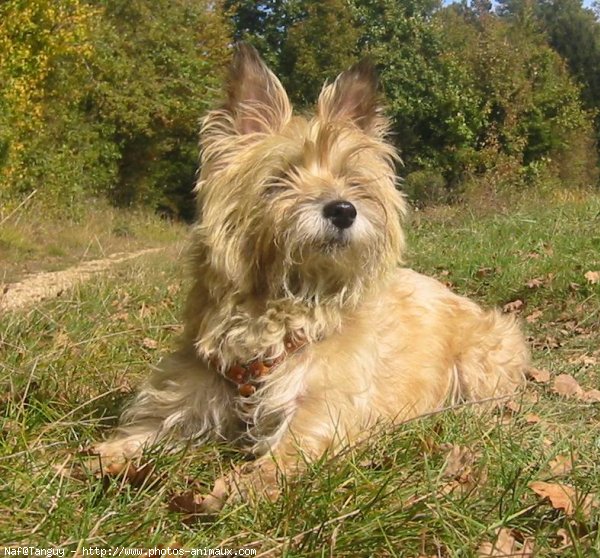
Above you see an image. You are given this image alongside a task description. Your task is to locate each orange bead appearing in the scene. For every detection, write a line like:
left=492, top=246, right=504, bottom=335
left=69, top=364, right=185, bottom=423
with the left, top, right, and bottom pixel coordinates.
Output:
left=238, top=383, right=256, bottom=397
left=249, top=360, right=270, bottom=377
left=227, top=364, right=246, bottom=384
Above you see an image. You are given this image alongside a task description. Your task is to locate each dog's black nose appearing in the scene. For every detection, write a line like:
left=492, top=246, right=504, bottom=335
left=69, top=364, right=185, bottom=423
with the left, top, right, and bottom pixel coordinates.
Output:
left=323, top=200, right=357, bottom=229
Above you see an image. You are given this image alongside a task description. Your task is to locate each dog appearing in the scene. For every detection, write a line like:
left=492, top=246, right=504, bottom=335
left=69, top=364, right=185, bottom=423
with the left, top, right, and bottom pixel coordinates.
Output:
left=94, top=44, right=528, bottom=510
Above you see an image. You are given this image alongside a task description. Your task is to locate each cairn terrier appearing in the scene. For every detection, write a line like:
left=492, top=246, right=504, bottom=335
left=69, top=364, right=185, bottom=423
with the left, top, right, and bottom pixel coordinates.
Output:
left=95, top=45, right=528, bottom=510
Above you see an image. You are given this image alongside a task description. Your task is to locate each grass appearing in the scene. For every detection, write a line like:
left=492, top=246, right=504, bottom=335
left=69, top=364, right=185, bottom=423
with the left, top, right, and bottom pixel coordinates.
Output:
left=0, top=199, right=187, bottom=284
left=1, top=193, right=599, bottom=555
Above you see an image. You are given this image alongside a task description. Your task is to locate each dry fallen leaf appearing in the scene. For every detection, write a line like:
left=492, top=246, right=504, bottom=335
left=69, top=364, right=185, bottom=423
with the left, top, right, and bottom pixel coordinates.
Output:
left=503, top=299, right=524, bottom=313
left=530, top=481, right=577, bottom=515
left=582, top=389, right=600, bottom=403
left=478, top=528, right=534, bottom=557
left=504, top=399, right=522, bottom=414
left=169, top=477, right=228, bottom=519
left=101, top=461, right=158, bottom=488
left=556, top=528, right=572, bottom=548
left=529, top=481, right=596, bottom=519
left=527, top=367, right=551, bottom=384
left=524, top=413, right=542, bottom=424
left=552, top=374, right=584, bottom=398
left=568, top=354, right=598, bottom=366
left=549, top=454, right=575, bottom=475
left=526, top=277, right=545, bottom=289
left=584, top=270, right=599, bottom=285
left=525, top=309, right=543, bottom=323
left=442, top=445, right=477, bottom=481
left=439, top=445, right=487, bottom=496
left=476, top=267, right=496, bottom=278
left=537, top=336, right=561, bottom=349
left=168, top=489, right=205, bottom=514
left=142, top=337, right=158, bottom=349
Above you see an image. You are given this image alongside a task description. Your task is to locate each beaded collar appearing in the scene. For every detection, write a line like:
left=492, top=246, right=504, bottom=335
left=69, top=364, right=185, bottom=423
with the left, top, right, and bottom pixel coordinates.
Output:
left=219, top=336, right=306, bottom=397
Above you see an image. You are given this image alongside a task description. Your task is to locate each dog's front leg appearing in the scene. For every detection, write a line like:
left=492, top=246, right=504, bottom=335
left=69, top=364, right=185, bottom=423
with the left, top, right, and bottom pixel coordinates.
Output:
left=202, top=392, right=362, bottom=512
left=93, top=346, right=238, bottom=462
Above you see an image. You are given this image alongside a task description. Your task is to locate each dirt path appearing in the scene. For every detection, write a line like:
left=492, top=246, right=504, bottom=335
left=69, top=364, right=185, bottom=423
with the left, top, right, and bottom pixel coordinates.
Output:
left=0, top=248, right=163, bottom=312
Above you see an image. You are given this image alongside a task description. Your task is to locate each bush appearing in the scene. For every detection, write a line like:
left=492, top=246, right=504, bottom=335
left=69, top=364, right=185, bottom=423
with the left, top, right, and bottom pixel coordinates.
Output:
left=402, top=170, right=448, bottom=207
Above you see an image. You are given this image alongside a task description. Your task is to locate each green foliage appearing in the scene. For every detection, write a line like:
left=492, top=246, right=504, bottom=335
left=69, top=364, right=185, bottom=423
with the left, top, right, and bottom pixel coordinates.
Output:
left=2, top=0, right=599, bottom=214
left=531, top=0, right=600, bottom=140
left=283, top=1, right=361, bottom=105
left=352, top=0, right=485, bottom=184
left=403, top=170, right=448, bottom=206
left=0, top=0, right=106, bottom=212
left=84, top=0, right=231, bottom=217
left=0, top=0, right=231, bottom=218
left=228, top=0, right=360, bottom=106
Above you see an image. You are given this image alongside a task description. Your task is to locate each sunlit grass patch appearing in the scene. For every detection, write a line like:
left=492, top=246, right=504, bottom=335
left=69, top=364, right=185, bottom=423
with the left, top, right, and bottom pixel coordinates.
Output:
left=1, top=195, right=599, bottom=554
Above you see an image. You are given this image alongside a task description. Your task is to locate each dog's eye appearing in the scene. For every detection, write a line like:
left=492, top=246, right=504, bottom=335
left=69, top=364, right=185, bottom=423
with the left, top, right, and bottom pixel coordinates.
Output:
left=263, top=179, right=287, bottom=197
left=347, top=178, right=363, bottom=188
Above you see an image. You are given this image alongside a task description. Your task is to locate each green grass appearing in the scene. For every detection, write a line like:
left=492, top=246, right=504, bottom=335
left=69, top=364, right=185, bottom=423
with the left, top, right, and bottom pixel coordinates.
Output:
left=1, top=194, right=599, bottom=555
left=0, top=200, right=187, bottom=284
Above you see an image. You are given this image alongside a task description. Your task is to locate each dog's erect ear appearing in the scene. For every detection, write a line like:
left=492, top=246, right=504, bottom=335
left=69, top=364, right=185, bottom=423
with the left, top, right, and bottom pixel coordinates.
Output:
left=317, top=59, right=382, bottom=134
left=224, top=43, right=292, bottom=135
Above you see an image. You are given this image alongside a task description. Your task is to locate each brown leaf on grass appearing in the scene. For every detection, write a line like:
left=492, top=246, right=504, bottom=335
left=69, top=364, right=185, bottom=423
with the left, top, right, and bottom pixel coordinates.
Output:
left=530, top=481, right=577, bottom=515
left=478, top=528, right=534, bottom=557
left=476, top=267, right=496, bottom=278
left=503, top=299, right=524, bottom=313
left=524, top=413, right=541, bottom=424
left=568, top=354, right=598, bottom=366
left=525, top=309, right=543, bottom=323
left=584, top=270, right=599, bottom=284
left=112, top=311, right=130, bottom=322
left=100, top=461, right=159, bottom=489
left=168, top=489, right=205, bottom=514
left=442, top=445, right=477, bottom=481
left=526, top=367, right=551, bottom=384
left=142, top=337, right=158, bottom=349
left=439, top=445, right=488, bottom=497
left=529, top=481, right=596, bottom=519
left=549, top=454, right=575, bottom=476
left=169, top=477, right=228, bottom=520
left=582, top=389, right=600, bottom=403
left=527, top=335, right=560, bottom=350
left=556, top=528, right=572, bottom=548
left=525, top=277, right=545, bottom=289
left=552, top=374, right=584, bottom=398
left=503, top=399, right=522, bottom=415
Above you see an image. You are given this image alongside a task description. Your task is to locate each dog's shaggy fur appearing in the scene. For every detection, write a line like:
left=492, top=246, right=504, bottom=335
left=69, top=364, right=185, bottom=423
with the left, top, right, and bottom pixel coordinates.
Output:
left=95, top=45, right=528, bottom=508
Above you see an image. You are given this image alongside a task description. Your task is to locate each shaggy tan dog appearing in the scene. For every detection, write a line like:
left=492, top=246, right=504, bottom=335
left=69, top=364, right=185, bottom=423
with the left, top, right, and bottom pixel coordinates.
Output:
left=95, top=45, right=528, bottom=509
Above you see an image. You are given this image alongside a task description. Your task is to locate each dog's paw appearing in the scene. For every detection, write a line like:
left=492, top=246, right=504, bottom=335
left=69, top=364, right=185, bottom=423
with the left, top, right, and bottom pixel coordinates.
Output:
left=226, top=460, right=282, bottom=505
left=86, top=435, right=146, bottom=461
left=78, top=436, right=150, bottom=480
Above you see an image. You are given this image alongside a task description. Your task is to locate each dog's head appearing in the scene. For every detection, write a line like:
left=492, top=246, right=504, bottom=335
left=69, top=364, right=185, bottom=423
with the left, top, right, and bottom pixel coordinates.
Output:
left=196, top=44, right=406, bottom=305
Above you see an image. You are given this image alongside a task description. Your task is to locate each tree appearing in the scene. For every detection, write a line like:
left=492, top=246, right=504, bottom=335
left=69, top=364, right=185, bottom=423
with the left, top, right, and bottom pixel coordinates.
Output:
left=534, top=1, right=600, bottom=127
left=85, top=0, right=232, bottom=217
left=352, top=0, right=483, bottom=183
left=227, top=0, right=360, bottom=107
left=0, top=0, right=100, bottom=210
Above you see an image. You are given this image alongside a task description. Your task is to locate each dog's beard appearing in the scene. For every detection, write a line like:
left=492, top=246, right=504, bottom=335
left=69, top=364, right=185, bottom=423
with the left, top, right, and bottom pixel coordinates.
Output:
left=270, top=206, right=389, bottom=305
